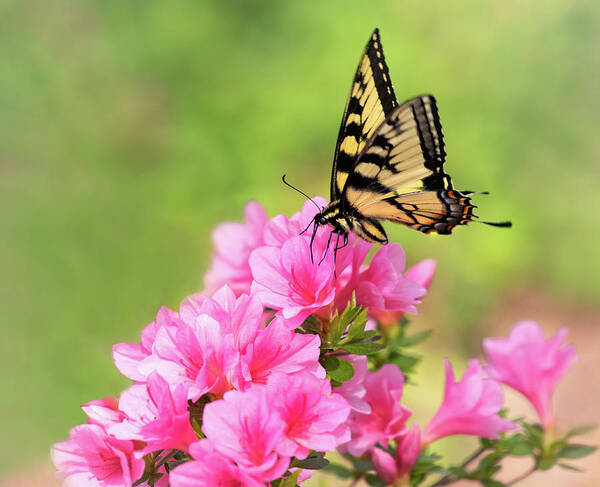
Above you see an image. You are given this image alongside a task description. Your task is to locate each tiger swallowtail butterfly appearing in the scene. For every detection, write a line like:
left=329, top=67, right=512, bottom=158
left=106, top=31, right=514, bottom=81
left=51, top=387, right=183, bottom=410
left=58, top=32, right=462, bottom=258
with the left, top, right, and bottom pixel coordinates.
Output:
left=286, top=28, right=511, bottom=261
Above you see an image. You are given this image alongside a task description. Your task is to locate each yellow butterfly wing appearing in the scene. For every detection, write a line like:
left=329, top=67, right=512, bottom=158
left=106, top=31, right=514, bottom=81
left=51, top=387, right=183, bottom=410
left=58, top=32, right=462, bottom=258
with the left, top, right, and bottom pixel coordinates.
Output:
left=339, top=95, right=477, bottom=234
left=330, top=28, right=398, bottom=200
left=342, top=95, right=448, bottom=204
left=357, top=189, right=476, bottom=235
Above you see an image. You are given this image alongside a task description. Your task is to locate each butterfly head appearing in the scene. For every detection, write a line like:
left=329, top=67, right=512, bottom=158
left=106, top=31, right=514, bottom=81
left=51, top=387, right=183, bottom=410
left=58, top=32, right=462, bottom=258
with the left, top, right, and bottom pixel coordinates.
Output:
left=314, top=212, right=329, bottom=226
left=315, top=202, right=352, bottom=235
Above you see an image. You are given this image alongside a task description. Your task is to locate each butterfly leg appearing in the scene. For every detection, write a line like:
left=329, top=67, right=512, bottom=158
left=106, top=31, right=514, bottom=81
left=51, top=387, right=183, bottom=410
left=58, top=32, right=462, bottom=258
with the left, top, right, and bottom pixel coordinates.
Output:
left=309, top=220, right=318, bottom=264
left=334, top=233, right=349, bottom=252
left=333, top=232, right=341, bottom=278
left=319, top=230, right=335, bottom=265
left=332, top=232, right=349, bottom=277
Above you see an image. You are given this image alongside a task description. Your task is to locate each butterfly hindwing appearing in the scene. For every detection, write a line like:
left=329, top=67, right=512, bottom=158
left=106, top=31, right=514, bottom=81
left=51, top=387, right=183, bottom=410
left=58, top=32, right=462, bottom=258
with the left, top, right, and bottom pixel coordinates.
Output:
left=330, top=28, right=398, bottom=201
left=357, top=189, right=476, bottom=235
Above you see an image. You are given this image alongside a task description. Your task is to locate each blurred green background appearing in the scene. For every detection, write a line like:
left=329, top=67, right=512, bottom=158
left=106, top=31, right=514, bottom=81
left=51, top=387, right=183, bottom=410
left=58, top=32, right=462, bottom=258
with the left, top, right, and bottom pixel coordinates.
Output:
left=1, top=0, right=599, bottom=482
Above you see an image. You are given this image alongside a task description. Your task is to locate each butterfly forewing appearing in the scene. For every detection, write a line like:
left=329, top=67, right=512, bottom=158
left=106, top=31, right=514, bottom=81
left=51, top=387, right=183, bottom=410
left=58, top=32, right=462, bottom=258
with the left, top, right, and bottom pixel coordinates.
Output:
left=341, top=95, right=452, bottom=210
left=330, top=28, right=398, bottom=200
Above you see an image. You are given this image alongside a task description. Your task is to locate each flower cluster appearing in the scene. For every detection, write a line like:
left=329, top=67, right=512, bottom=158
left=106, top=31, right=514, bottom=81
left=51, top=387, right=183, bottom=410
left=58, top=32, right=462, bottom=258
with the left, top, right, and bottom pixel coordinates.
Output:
left=52, top=199, right=591, bottom=487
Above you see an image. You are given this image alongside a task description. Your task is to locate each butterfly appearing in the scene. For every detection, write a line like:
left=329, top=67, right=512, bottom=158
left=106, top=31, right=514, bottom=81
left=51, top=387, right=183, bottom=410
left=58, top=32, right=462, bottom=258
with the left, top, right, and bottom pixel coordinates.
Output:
left=285, top=28, right=510, bottom=262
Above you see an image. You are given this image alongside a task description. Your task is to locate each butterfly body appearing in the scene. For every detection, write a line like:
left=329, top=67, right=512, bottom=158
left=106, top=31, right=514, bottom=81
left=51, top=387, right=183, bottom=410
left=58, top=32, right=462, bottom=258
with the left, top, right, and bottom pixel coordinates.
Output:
left=308, top=28, right=509, bottom=250
left=317, top=200, right=388, bottom=244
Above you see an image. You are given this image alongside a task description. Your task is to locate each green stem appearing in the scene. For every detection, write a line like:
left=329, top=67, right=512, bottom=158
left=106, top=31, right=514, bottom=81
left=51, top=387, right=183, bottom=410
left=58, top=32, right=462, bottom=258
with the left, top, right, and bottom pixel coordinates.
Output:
left=428, top=447, right=486, bottom=486
left=155, top=449, right=178, bottom=468
left=506, top=466, right=536, bottom=486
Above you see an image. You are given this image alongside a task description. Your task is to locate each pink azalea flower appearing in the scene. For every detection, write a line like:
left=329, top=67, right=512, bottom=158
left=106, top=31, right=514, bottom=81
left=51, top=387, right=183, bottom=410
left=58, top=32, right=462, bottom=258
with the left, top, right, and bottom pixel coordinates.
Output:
left=405, top=258, right=436, bottom=289
left=263, top=197, right=330, bottom=250
left=372, top=423, right=421, bottom=486
left=81, top=397, right=126, bottom=428
left=341, top=364, right=411, bottom=456
left=267, top=371, right=350, bottom=459
left=113, top=306, right=182, bottom=382
left=333, top=355, right=371, bottom=414
left=370, top=258, right=436, bottom=326
left=250, top=235, right=336, bottom=328
left=204, top=201, right=267, bottom=296
left=114, top=300, right=242, bottom=400
left=234, top=316, right=324, bottom=390
left=355, top=243, right=426, bottom=318
left=137, top=313, right=239, bottom=400
left=108, top=373, right=197, bottom=455
left=421, top=359, right=518, bottom=445
left=51, top=423, right=148, bottom=487
left=170, top=441, right=264, bottom=487
left=180, top=286, right=264, bottom=353
left=252, top=197, right=368, bottom=326
left=202, top=389, right=290, bottom=482
left=483, top=321, right=577, bottom=429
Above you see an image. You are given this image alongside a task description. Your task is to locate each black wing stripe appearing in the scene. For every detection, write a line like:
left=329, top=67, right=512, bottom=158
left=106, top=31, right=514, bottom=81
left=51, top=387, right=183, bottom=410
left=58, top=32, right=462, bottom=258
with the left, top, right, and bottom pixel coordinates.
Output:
left=366, top=29, right=397, bottom=114
left=330, top=29, right=398, bottom=200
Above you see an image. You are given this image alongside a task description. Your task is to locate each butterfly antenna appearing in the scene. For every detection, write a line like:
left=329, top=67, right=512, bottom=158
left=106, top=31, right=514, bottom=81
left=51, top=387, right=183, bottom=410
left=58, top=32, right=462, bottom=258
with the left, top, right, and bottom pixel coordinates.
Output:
left=282, top=175, right=322, bottom=212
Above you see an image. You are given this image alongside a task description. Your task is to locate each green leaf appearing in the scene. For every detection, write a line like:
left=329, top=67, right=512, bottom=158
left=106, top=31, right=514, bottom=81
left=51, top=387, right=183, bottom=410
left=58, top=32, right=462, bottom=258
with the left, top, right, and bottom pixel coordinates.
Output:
left=342, top=303, right=364, bottom=324
left=566, top=424, right=597, bottom=438
left=341, top=340, right=385, bottom=355
left=343, top=454, right=373, bottom=472
left=188, top=396, right=210, bottom=439
left=321, top=355, right=355, bottom=382
left=322, top=462, right=354, bottom=479
left=392, top=353, right=420, bottom=373
left=327, top=304, right=367, bottom=346
left=356, top=329, right=380, bottom=339
left=328, top=316, right=345, bottom=345
left=301, top=315, right=322, bottom=335
left=522, top=422, right=543, bottom=440
left=479, top=438, right=495, bottom=449
left=510, top=442, right=534, bottom=456
left=364, top=473, right=387, bottom=486
left=447, top=466, right=468, bottom=477
left=345, top=307, right=367, bottom=338
left=547, top=438, right=567, bottom=456
left=537, top=457, right=555, bottom=470
left=396, top=330, right=432, bottom=347
left=291, top=452, right=329, bottom=470
left=483, top=481, right=506, bottom=487
left=558, top=444, right=597, bottom=459
left=415, top=451, right=442, bottom=463
left=279, top=470, right=300, bottom=487
left=339, top=329, right=380, bottom=345
left=478, top=452, right=501, bottom=470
